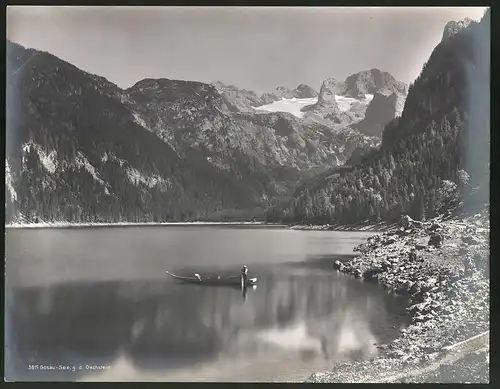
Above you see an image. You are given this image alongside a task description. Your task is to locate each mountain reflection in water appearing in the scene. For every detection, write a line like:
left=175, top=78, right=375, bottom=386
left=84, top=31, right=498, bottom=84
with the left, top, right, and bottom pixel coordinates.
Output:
left=6, top=265, right=409, bottom=382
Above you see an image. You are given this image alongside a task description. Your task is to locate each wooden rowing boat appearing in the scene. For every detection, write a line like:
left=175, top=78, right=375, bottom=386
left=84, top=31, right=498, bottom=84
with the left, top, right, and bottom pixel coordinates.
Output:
left=165, top=270, right=258, bottom=287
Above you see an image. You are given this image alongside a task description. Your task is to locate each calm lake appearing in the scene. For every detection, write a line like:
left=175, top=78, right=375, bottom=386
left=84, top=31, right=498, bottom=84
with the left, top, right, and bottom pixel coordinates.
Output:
left=5, top=226, right=410, bottom=382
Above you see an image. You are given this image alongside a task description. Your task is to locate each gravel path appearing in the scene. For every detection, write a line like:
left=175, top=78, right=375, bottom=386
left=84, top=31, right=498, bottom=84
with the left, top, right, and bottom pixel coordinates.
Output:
left=384, top=331, right=489, bottom=383
left=400, top=347, right=489, bottom=383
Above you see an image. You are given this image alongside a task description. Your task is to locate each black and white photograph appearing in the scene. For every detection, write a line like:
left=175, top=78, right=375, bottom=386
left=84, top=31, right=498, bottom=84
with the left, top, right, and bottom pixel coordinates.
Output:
left=5, top=6, right=490, bottom=382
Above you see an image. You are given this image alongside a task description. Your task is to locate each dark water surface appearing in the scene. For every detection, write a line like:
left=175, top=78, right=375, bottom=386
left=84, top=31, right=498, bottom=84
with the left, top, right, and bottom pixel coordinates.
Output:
left=5, top=226, right=410, bottom=382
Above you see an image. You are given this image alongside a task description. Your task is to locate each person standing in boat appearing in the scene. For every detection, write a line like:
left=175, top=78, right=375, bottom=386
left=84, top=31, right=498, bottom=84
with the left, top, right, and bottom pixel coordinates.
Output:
left=241, top=265, right=248, bottom=286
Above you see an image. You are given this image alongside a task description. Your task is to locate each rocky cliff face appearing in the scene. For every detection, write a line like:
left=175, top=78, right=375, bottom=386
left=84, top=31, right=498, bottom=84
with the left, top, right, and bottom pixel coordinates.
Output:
left=259, top=84, right=318, bottom=104
left=353, top=91, right=406, bottom=137
left=212, top=81, right=263, bottom=112
left=231, top=111, right=380, bottom=170
left=300, top=78, right=344, bottom=123
left=441, top=17, right=475, bottom=42
left=275, top=86, right=295, bottom=99
left=315, top=77, right=345, bottom=105
left=292, top=84, right=319, bottom=98
left=299, top=71, right=407, bottom=134
left=341, top=69, right=407, bottom=99
left=260, top=92, right=279, bottom=105
left=260, top=86, right=292, bottom=104
left=125, top=78, right=236, bottom=155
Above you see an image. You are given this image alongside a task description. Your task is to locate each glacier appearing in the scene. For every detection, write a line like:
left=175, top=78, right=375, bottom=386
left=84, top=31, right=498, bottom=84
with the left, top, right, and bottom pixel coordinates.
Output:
left=252, top=97, right=317, bottom=118
left=252, top=94, right=375, bottom=118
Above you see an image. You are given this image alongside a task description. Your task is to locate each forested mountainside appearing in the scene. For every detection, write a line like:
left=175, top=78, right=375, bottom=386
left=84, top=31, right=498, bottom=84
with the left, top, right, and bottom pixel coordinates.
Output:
left=266, top=11, right=490, bottom=225
left=5, top=41, right=379, bottom=224
left=5, top=42, right=265, bottom=223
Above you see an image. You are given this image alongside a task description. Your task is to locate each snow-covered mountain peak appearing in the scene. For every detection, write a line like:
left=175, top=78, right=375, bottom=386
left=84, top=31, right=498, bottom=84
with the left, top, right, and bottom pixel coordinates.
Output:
left=252, top=94, right=374, bottom=119
left=252, top=97, right=317, bottom=118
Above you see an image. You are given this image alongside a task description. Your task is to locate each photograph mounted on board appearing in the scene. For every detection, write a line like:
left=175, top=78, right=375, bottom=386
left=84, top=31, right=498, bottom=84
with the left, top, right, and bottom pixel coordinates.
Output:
left=5, top=6, right=490, bottom=383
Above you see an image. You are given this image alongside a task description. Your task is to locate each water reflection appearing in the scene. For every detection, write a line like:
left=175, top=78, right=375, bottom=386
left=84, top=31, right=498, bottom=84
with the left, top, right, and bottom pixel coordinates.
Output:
left=6, top=266, right=409, bottom=382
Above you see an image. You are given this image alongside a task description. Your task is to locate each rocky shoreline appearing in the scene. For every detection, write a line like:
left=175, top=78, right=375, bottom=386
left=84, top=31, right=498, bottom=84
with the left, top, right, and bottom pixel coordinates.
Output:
left=289, top=221, right=397, bottom=232
left=5, top=221, right=270, bottom=229
left=307, top=210, right=490, bottom=383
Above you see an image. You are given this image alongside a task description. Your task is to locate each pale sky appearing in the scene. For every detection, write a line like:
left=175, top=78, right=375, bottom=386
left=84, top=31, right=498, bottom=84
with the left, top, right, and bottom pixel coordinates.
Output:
left=7, top=6, right=487, bottom=94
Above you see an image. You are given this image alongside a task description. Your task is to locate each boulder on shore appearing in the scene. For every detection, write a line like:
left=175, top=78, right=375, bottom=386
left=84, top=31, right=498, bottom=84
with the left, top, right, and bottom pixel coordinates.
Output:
left=429, top=221, right=443, bottom=231
left=364, top=265, right=384, bottom=281
left=462, top=235, right=480, bottom=245
left=400, top=214, right=424, bottom=231
left=428, top=234, right=443, bottom=247
left=333, top=260, right=344, bottom=270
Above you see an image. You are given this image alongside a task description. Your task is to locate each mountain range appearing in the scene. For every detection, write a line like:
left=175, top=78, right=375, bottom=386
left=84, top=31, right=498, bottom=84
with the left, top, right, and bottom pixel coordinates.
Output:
left=215, top=69, right=408, bottom=136
left=6, top=12, right=487, bottom=225
left=6, top=43, right=396, bottom=224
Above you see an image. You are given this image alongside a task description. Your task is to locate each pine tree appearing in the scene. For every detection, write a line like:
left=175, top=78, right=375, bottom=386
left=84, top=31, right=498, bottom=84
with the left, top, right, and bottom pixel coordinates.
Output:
left=389, top=155, right=396, bottom=172
left=418, top=196, right=426, bottom=221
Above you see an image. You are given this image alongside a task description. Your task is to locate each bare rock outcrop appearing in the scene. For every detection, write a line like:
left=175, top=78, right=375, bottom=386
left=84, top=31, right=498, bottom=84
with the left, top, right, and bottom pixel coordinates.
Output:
left=301, top=78, right=344, bottom=123
left=353, top=91, right=407, bottom=137
left=292, top=84, right=318, bottom=98
left=441, top=17, right=475, bottom=42
left=341, top=69, right=407, bottom=99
